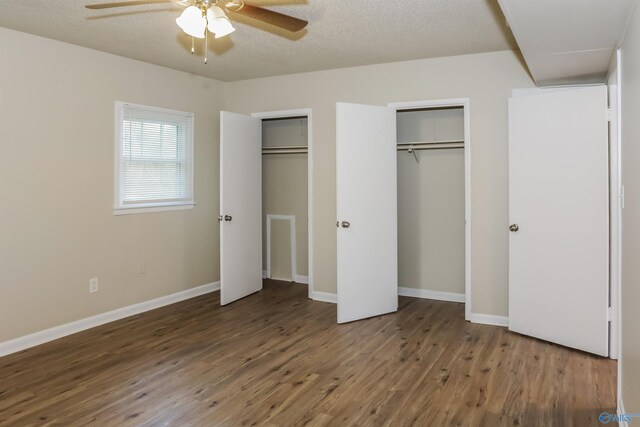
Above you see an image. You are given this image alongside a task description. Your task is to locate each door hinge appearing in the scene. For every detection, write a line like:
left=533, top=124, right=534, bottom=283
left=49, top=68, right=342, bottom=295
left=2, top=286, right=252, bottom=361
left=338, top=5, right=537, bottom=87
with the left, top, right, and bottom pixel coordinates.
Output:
left=607, top=106, right=613, bottom=122
left=607, top=307, right=613, bottom=321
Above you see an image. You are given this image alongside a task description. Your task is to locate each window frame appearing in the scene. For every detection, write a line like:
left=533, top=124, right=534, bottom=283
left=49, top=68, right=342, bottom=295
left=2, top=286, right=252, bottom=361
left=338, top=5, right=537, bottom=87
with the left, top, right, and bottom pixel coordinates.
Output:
left=113, top=101, right=195, bottom=215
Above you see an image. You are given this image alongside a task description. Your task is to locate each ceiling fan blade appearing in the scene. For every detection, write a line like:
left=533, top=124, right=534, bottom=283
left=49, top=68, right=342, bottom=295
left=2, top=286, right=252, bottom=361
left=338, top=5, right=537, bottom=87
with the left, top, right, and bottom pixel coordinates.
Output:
left=230, top=4, right=307, bottom=32
left=85, top=0, right=173, bottom=10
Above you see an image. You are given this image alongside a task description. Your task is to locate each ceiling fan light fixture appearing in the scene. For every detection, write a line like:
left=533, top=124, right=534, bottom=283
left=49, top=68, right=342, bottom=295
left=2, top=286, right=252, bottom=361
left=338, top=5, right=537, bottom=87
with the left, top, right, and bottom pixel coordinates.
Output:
left=176, top=5, right=206, bottom=39
left=206, top=5, right=236, bottom=38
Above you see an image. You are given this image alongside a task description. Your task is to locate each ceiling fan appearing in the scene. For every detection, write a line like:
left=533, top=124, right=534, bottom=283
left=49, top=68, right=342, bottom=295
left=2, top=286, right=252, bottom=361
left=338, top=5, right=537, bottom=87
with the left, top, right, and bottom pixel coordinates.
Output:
left=85, top=0, right=308, bottom=63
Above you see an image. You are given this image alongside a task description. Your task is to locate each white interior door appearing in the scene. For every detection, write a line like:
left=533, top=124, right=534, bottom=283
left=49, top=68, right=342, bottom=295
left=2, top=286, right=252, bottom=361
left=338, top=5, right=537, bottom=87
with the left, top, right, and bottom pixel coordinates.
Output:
left=220, top=111, right=262, bottom=305
left=336, top=102, right=398, bottom=323
left=508, top=86, right=609, bottom=356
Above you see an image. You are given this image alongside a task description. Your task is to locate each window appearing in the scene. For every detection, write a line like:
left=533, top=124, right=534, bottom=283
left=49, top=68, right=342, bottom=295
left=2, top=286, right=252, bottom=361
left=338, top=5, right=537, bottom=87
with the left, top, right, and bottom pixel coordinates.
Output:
left=114, top=102, right=194, bottom=214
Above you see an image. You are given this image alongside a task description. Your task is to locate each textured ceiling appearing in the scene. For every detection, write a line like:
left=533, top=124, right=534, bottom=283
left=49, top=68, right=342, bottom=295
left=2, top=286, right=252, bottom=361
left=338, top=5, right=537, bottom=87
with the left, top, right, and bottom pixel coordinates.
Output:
left=0, top=0, right=517, bottom=82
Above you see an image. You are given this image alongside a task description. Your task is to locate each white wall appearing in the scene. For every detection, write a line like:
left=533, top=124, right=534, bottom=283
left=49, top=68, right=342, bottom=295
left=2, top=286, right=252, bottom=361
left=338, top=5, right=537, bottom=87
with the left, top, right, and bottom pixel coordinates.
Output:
left=0, top=28, right=224, bottom=342
left=619, top=2, right=640, bottom=416
left=226, top=50, right=534, bottom=317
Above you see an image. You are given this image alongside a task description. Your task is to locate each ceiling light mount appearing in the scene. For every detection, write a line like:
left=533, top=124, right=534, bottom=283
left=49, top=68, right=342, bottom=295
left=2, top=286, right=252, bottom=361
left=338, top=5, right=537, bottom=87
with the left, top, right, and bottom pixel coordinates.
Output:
left=175, top=0, right=237, bottom=39
left=175, top=0, right=237, bottom=63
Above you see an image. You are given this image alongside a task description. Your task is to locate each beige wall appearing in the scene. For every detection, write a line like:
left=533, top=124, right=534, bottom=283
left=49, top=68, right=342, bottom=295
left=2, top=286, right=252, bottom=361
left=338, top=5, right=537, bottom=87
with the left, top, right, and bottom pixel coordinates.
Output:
left=226, top=50, right=534, bottom=316
left=0, top=28, right=224, bottom=342
left=1, top=29, right=534, bottom=344
left=397, top=109, right=465, bottom=294
left=620, top=4, right=640, bottom=416
left=262, top=117, right=308, bottom=279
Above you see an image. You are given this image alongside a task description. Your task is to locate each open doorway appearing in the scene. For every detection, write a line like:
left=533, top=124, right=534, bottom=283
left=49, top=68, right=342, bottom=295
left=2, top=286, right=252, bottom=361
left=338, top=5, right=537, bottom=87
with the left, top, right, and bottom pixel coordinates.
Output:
left=390, top=99, right=471, bottom=320
left=252, top=109, right=314, bottom=298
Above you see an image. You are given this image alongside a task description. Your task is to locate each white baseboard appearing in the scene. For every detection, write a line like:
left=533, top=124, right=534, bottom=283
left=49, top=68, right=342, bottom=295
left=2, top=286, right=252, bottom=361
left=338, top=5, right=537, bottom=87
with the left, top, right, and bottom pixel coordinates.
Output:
left=291, top=287, right=508, bottom=328
left=396, top=288, right=508, bottom=327
left=0, top=281, right=220, bottom=358
left=311, top=288, right=464, bottom=304
left=263, top=273, right=308, bottom=284
left=468, top=312, right=509, bottom=327
left=294, top=275, right=309, bottom=284
left=311, top=291, right=337, bottom=304
left=398, top=287, right=465, bottom=303
left=618, top=394, right=629, bottom=427
left=271, top=276, right=294, bottom=282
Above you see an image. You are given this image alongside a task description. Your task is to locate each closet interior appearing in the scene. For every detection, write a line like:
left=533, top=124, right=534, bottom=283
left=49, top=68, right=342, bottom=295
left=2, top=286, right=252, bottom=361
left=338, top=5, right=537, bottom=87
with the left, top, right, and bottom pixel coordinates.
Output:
left=396, top=107, right=466, bottom=299
left=261, top=116, right=309, bottom=283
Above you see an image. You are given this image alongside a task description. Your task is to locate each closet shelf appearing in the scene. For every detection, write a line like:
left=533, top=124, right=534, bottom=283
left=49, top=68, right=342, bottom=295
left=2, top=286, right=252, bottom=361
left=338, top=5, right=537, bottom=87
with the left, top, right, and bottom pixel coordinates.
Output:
left=263, top=145, right=308, bottom=150
left=263, top=151, right=308, bottom=155
left=262, top=145, right=308, bottom=155
left=397, top=141, right=464, bottom=152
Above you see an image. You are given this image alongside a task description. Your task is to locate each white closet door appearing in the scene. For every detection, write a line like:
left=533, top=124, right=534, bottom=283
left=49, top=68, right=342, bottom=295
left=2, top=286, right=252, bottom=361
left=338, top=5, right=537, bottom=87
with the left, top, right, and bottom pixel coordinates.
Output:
left=508, top=86, right=609, bottom=356
left=336, top=102, right=397, bottom=323
left=220, top=111, right=262, bottom=305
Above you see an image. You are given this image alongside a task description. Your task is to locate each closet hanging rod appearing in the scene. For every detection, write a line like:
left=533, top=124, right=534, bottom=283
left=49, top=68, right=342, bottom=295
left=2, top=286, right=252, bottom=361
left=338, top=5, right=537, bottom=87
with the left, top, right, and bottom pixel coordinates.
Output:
left=397, top=145, right=464, bottom=151
left=262, top=145, right=308, bottom=150
left=397, top=140, right=464, bottom=147
left=262, top=150, right=308, bottom=155
left=398, top=143, right=463, bottom=163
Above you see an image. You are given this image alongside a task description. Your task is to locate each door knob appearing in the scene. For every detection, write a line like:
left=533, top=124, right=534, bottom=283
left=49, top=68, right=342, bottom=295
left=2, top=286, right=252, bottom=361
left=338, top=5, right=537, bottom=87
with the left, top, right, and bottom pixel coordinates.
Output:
left=509, top=224, right=519, bottom=232
left=224, top=215, right=232, bottom=222
left=341, top=221, right=350, bottom=228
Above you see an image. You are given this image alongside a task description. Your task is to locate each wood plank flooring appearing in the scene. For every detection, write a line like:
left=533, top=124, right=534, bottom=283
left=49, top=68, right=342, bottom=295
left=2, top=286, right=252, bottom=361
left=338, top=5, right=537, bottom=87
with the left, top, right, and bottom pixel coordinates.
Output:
left=0, top=280, right=616, bottom=426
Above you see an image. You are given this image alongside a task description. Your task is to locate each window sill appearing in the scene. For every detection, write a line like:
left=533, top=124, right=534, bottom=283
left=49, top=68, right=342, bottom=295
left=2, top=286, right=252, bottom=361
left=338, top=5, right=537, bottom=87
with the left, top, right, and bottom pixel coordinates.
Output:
left=113, top=202, right=195, bottom=216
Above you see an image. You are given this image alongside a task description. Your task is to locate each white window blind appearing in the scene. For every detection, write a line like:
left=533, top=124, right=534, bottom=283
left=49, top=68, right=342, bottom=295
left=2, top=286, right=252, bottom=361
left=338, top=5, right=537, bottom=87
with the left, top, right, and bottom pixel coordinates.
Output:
left=115, top=103, right=194, bottom=212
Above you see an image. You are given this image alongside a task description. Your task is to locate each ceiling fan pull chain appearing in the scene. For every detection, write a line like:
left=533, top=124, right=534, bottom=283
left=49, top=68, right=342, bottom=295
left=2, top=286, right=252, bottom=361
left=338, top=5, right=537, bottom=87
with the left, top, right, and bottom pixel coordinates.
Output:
left=204, top=28, right=208, bottom=64
left=191, top=36, right=195, bottom=54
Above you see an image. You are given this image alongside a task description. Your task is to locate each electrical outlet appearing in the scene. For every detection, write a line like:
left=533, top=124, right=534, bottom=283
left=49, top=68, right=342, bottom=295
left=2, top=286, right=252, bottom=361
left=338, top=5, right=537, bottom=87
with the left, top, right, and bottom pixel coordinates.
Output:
left=89, top=277, right=99, bottom=294
left=138, top=261, right=146, bottom=274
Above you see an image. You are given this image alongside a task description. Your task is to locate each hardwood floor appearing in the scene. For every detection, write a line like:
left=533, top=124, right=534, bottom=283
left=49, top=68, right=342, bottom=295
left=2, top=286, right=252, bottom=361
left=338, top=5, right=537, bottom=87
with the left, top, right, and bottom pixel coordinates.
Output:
left=0, top=280, right=616, bottom=426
